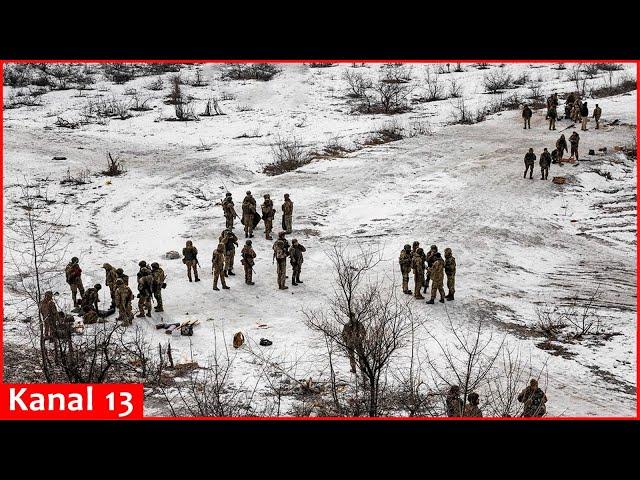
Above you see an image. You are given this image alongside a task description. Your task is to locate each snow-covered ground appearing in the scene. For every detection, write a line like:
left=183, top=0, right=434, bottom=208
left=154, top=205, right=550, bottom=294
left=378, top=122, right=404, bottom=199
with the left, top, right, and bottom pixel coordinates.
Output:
left=3, top=62, right=637, bottom=416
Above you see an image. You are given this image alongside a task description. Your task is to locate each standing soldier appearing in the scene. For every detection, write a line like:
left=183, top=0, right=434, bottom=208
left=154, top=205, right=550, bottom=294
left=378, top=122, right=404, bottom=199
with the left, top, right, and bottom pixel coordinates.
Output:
left=114, top=278, right=134, bottom=325
left=240, top=240, right=256, bottom=285
left=580, top=101, right=589, bottom=131
left=412, top=248, right=426, bottom=300
left=282, top=193, right=294, bottom=234
left=548, top=104, right=557, bottom=130
left=524, top=148, right=536, bottom=179
left=219, top=228, right=239, bottom=276
left=572, top=99, right=582, bottom=123
left=39, top=291, right=58, bottom=341
left=273, top=231, right=289, bottom=290
left=290, top=239, right=306, bottom=286
left=556, top=134, right=568, bottom=161
left=592, top=103, right=602, bottom=129
left=463, top=392, right=483, bottom=417
left=540, top=148, right=552, bottom=180
left=426, top=252, right=446, bottom=304
left=569, top=131, right=580, bottom=160
left=446, top=385, right=463, bottom=417
left=261, top=194, right=275, bottom=240
left=444, top=247, right=456, bottom=301
left=565, top=92, right=576, bottom=119
left=399, top=244, right=413, bottom=295
left=136, top=268, right=153, bottom=318
left=522, top=104, right=532, bottom=129
left=341, top=313, right=366, bottom=375
left=242, top=191, right=257, bottom=238
left=211, top=244, right=229, bottom=291
left=102, top=263, right=117, bottom=309
left=65, top=256, right=85, bottom=308
left=222, top=192, right=238, bottom=229
left=115, top=268, right=129, bottom=286
left=150, top=262, right=166, bottom=312
left=425, top=245, right=438, bottom=294
left=518, top=379, right=548, bottom=417
left=182, top=240, right=200, bottom=282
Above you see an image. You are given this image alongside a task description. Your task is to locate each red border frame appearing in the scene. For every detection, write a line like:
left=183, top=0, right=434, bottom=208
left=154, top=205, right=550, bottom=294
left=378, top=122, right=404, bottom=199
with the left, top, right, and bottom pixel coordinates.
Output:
left=1, top=59, right=638, bottom=421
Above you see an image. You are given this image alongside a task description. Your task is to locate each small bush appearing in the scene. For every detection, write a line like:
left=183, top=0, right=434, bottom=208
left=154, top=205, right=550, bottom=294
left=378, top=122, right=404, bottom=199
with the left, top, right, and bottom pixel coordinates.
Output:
left=223, top=64, right=281, bottom=81
left=102, top=152, right=126, bottom=176
left=448, top=77, right=463, bottom=98
left=450, top=98, right=486, bottom=125
left=365, top=120, right=404, bottom=145
left=343, top=69, right=372, bottom=98
left=189, top=69, right=207, bottom=87
left=146, top=76, right=164, bottom=91
left=103, top=63, right=136, bottom=84
left=483, top=68, right=515, bottom=93
left=595, top=63, right=623, bottom=72
left=263, top=137, right=311, bottom=175
left=309, top=62, right=334, bottom=68
left=475, top=63, right=490, bottom=70
left=590, top=77, right=636, bottom=98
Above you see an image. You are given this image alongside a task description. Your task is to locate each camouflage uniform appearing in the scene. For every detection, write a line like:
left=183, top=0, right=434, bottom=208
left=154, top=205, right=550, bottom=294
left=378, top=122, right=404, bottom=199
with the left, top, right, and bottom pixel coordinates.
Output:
left=425, top=246, right=437, bottom=293
left=261, top=194, right=275, bottom=240
left=548, top=105, right=557, bottom=130
left=522, top=105, right=532, bottom=129
left=102, top=263, right=118, bottom=308
left=241, top=241, right=256, bottom=285
left=444, top=248, right=456, bottom=300
left=463, top=393, right=483, bottom=418
left=524, top=149, right=536, bottom=179
left=81, top=284, right=101, bottom=313
left=446, top=386, right=463, bottom=417
left=556, top=134, right=568, bottom=160
left=222, top=194, right=237, bottom=229
left=593, top=104, right=602, bottom=129
left=151, top=263, right=166, bottom=312
left=411, top=249, right=426, bottom=300
left=290, top=239, right=306, bottom=286
left=282, top=194, right=293, bottom=234
left=273, top=232, right=289, bottom=290
left=136, top=270, right=153, bottom=317
left=540, top=149, right=552, bottom=180
left=341, top=317, right=366, bottom=374
left=114, top=278, right=134, bottom=324
left=518, top=381, right=547, bottom=417
left=427, top=253, right=446, bottom=303
left=115, top=268, right=129, bottom=286
left=399, top=245, right=413, bottom=294
left=39, top=291, right=58, bottom=340
left=242, top=192, right=257, bottom=238
left=64, top=257, right=85, bottom=307
left=580, top=102, right=589, bottom=131
left=219, top=229, right=238, bottom=276
left=569, top=132, right=580, bottom=160
left=211, top=245, right=229, bottom=290
left=182, top=241, right=200, bottom=282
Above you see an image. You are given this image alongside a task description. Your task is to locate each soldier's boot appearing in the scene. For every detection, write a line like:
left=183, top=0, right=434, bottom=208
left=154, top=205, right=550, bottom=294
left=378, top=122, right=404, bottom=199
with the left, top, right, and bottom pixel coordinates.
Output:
left=447, top=293, right=455, bottom=301
left=213, top=285, right=220, bottom=291
left=187, top=272, right=192, bottom=282
left=414, top=292, right=425, bottom=300
left=146, top=310, right=152, bottom=317
left=194, top=276, right=200, bottom=282
left=296, top=273, right=303, bottom=283
left=222, top=285, right=230, bottom=289
left=292, top=277, right=297, bottom=286
left=228, top=269, right=235, bottom=276
left=247, top=281, right=255, bottom=285
left=155, top=304, right=164, bottom=312
left=426, top=298, right=435, bottom=304
left=223, top=269, right=228, bottom=277
left=136, top=310, right=145, bottom=318
left=529, top=174, right=533, bottom=179
left=439, top=298, right=445, bottom=303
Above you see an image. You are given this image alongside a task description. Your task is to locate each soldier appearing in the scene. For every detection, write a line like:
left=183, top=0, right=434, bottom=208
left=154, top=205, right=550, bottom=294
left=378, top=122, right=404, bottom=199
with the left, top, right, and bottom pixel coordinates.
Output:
left=39, top=291, right=58, bottom=341
left=282, top=193, right=293, bottom=234
left=114, top=278, right=134, bottom=324
left=522, top=104, right=532, bottom=129
left=518, top=379, right=548, bottom=417
left=261, top=194, right=275, bottom=240
left=412, top=248, right=425, bottom=300
left=150, top=262, right=166, bottom=312
left=136, top=268, right=153, bottom=318
left=399, top=244, right=413, bottom=295
left=424, top=245, right=438, bottom=294
left=182, top=240, right=200, bottom=282
left=569, top=131, right=580, bottom=160
left=290, top=239, right=306, bottom=286
left=572, top=99, right=582, bottom=123
left=548, top=104, right=557, bottom=130
left=540, top=148, right=552, bottom=180
left=64, top=256, right=85, bottom=308
left=222, top=192, right=238, bottom=229
left=545, top=93, right=558, bottom=119
left=524, top=148, right=536, bottom=179
left=592, top=103, right=602, bottom=129
left=446, top=385, right=463, bottom=417
left=240, top=240, right=256, bottom=285
left=444, top=247, right=456, bottom=301
left=463, top=392, right=483, bottom=418
left=115, top=267, right=129, bottom=286
left=137, top=261, right=148, bottom=280
left=242, top=190, right=257, bottom=238
left=341, top=314, right=366, bottom=375
left=81, top=283, right=101, bottom=314
left=102, top=263, right=117, bottom=309
left=219, top=228, right=239, bottom=276
left=580, top=101, right=589, bottom=131
left=273, top=231, right=289, bottom=290
left=426, top=251, right=446, bottom=304
left=556, top=134, right=568, bottom=161
left=211, top=244, right=229, bottom=291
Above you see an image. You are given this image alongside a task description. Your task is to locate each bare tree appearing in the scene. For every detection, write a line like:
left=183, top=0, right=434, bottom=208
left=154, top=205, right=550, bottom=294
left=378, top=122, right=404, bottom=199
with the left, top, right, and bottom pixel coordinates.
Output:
left=342, top=69, right=371, bottom=98
left=421, top=67, right=445, bottom=102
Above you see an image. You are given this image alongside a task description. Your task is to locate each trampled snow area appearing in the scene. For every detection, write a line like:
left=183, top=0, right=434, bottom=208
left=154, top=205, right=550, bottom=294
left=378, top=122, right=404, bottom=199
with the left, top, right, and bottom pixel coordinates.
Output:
left=3, top=62, right=637, bottom=416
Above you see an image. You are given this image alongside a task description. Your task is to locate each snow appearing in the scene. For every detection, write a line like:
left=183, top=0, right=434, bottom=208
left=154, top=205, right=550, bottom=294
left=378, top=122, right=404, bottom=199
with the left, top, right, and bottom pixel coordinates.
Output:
left=3, top=62, right=637, bottom=416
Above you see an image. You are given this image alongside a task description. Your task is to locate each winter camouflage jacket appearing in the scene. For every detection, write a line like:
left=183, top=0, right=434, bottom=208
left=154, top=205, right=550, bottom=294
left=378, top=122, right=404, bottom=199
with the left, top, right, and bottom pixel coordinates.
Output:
left=399, top=250, right=412, bottom=274
left=428, top=257, right=445, bottom=283
left=444, top=255, right=456, bottom=277
left=524, top=152, right=536, bottom=165
left=241, top=246, right=256, bottom=267
left=290, top=244, right=306, bottom=266
left=540, top=151, right=552, bottom=168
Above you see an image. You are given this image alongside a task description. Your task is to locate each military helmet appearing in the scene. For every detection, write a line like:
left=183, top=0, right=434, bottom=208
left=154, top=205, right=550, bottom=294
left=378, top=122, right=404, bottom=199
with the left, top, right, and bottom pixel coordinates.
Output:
left=116, top=268, right=124, bottom=275
left=278, top=231, right=286, bottom=238
left=246, top=240, right=252, bottom=245
left=468, top=392, right=480, bottom=405
left=430, top=245, right=438, bottom=251
left=404, top=244, right=411, bottom=251
left=292, top=238, right=298, bottom=244
left=530, top=378, right=538, bottom=387
left=115, top=278, right=124, bottom=285
left=71, top=256, right=79, bottom=263
left=139, top=260, right=147, bottom=268
left=94, top=284, right=102, bottom=290
left=416, top=248, right=424, bottom=254
left=186, top=240, right=193, bottom=246
left=449, top=385, right=460, bottom=395
left=412, top=241, right=419, bottom=247
left=284, top=193, right=289, bottom=198
left=444, top=247, right=452, bottom=255
left=151, top=262, right=159, bottom=269
left=246, top=190, right=251, bottom=195
left=44, top=290, right=53, bottom=299
left=264, top=193, right=270, bottom=198
left=103, top=263, right=112, bottom=269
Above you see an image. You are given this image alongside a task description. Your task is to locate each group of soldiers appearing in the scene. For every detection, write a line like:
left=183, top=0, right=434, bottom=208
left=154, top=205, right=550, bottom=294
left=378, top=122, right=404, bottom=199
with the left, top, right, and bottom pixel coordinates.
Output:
left=523, top=92, right=602, bottom=132
left=399, top=242, right=456, bottom=304
left=523, top=131, right=583, bottom=180
left=221, top=191, right=294, bottom=239
left=445, top=378, right=547, bottom=417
